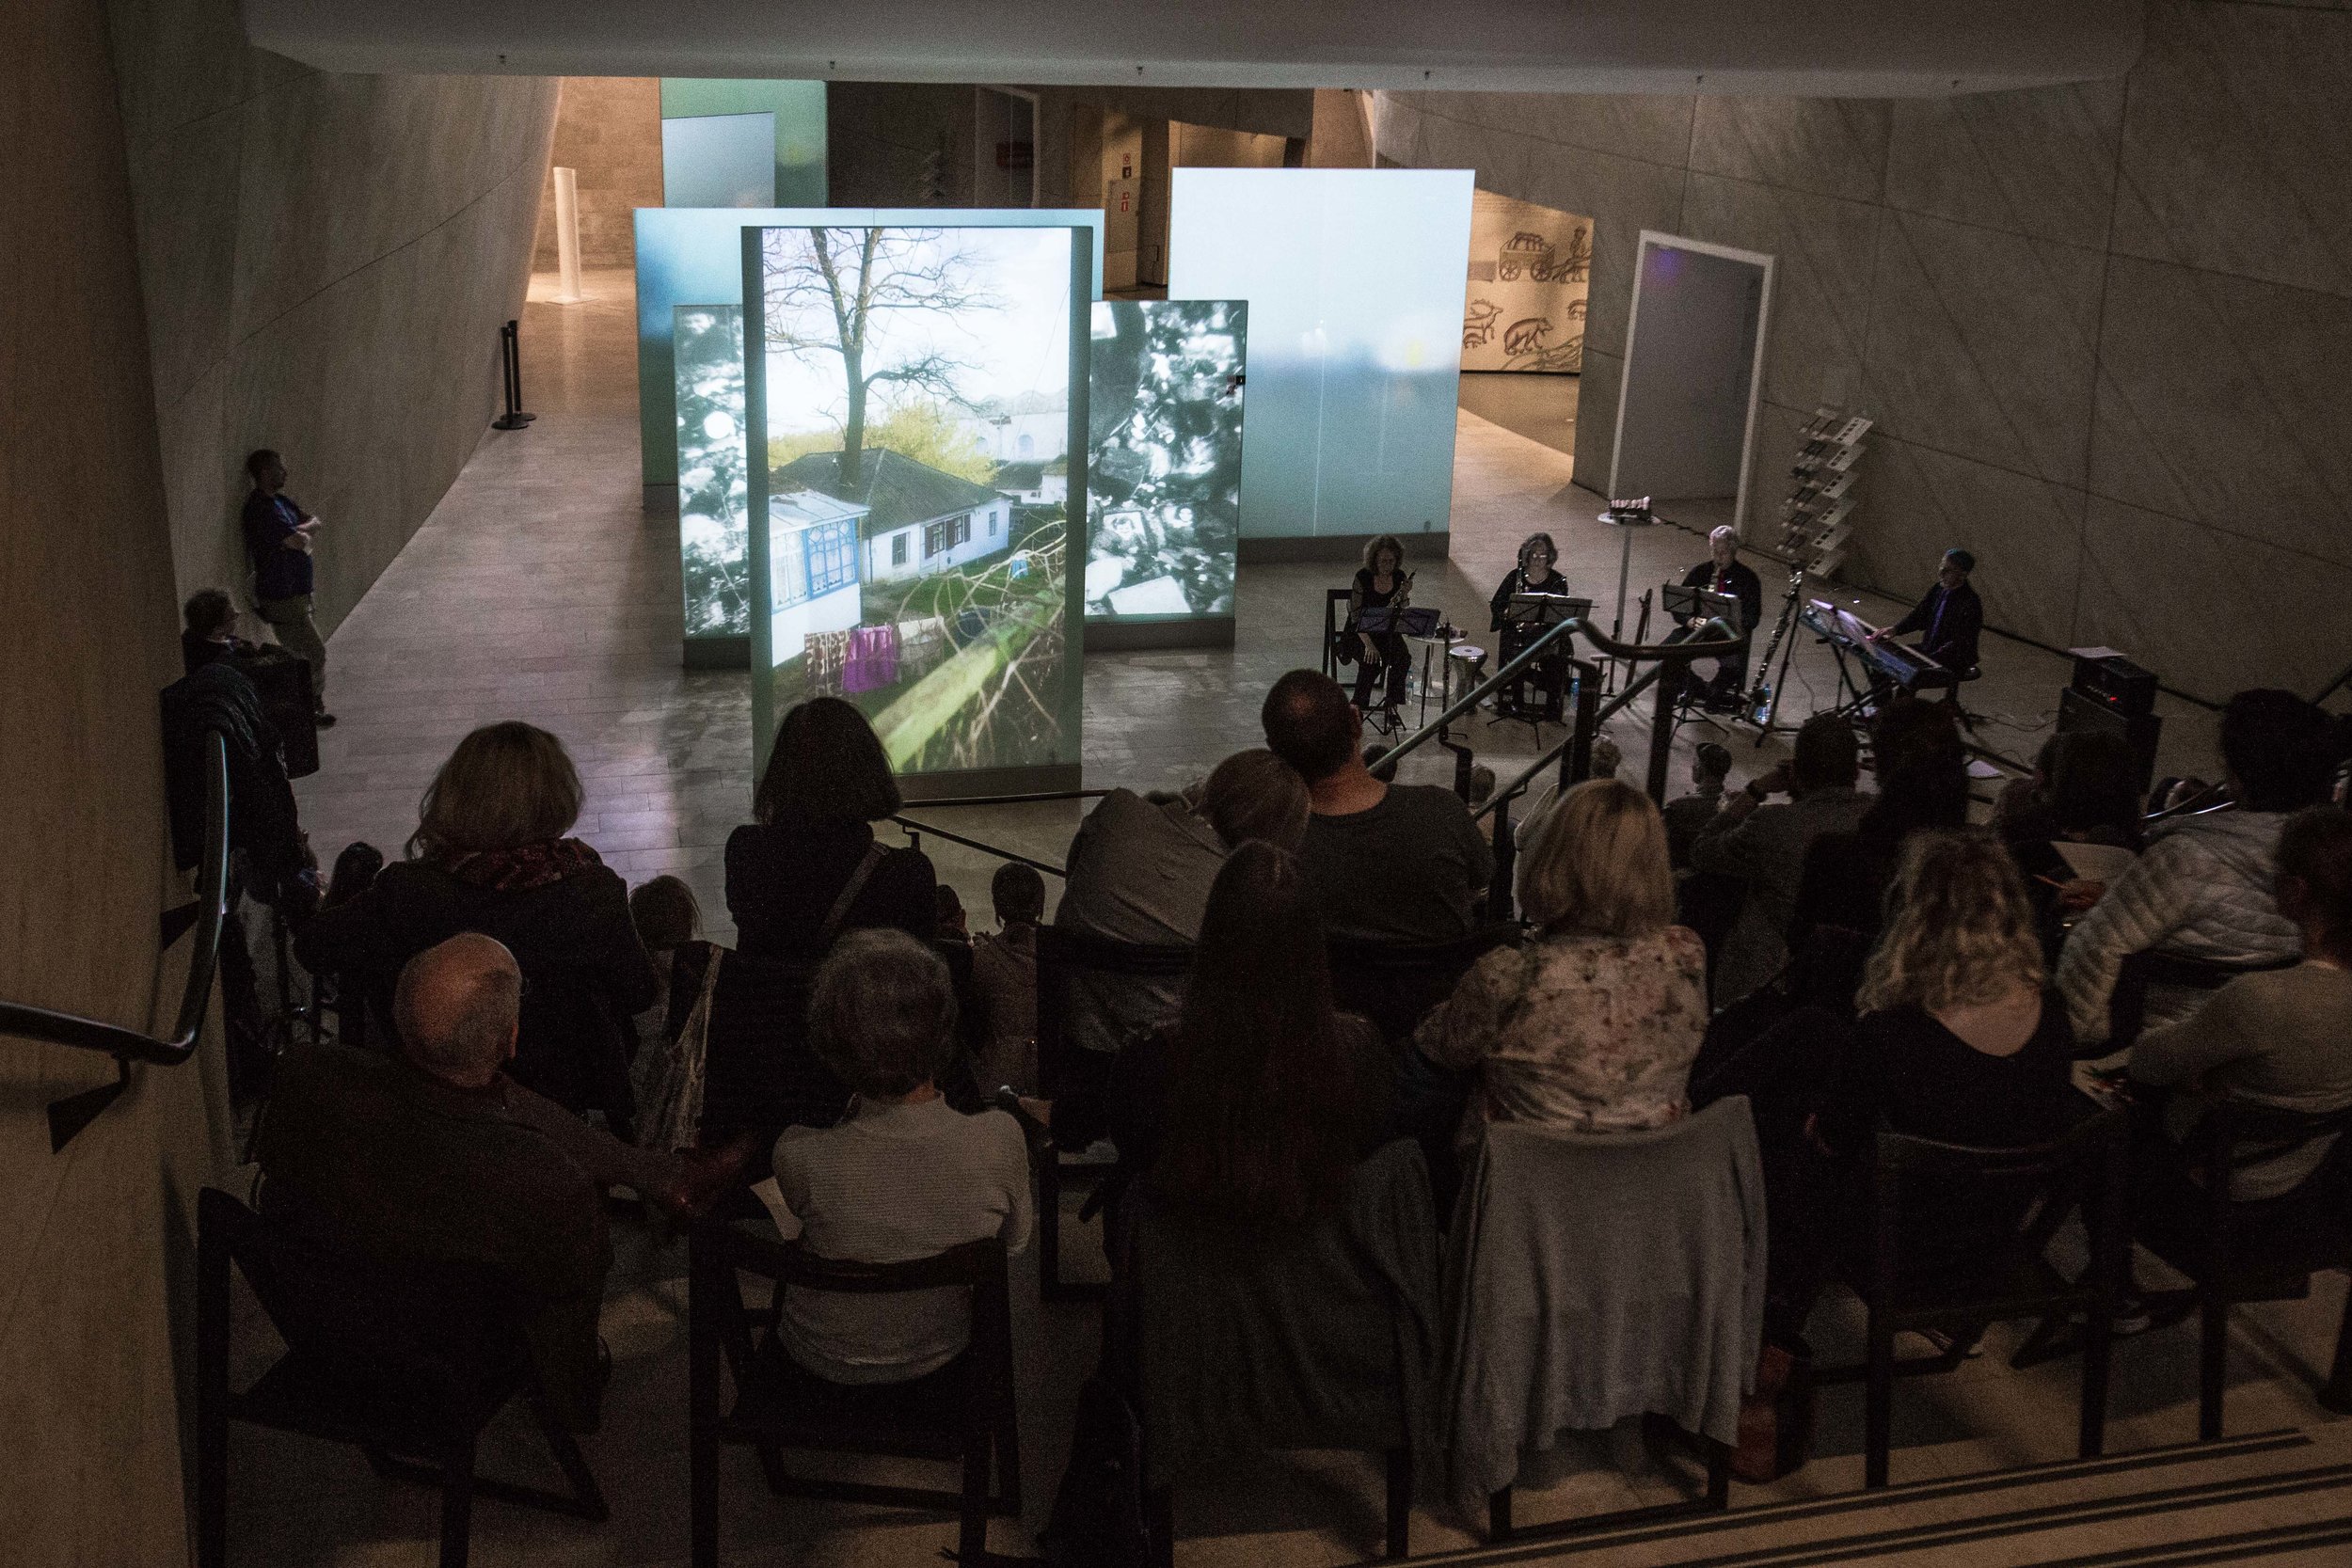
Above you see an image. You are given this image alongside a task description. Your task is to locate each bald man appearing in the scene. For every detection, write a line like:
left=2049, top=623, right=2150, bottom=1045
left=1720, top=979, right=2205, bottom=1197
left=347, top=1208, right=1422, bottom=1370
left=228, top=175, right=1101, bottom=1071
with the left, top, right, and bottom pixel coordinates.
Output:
left=255, top=934, right=739, bottom=1428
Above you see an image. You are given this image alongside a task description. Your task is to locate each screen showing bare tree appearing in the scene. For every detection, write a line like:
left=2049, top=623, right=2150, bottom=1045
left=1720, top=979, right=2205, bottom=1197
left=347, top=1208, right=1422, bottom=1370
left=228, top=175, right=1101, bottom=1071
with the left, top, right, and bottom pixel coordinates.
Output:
left=746, top=224, right=1086, bottom=789
left=1085, top=299, right=1246, bottom=623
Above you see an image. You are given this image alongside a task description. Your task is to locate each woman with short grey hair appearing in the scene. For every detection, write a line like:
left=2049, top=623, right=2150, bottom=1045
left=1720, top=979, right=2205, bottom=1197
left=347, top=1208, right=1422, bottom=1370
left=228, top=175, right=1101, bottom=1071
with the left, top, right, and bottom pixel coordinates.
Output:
left=769, top=930, right=1033, bottom=1385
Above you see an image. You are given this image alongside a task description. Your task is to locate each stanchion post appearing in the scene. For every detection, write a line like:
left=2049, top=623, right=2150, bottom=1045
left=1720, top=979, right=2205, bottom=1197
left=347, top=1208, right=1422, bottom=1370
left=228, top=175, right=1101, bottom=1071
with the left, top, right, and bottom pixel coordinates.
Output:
left=492, top=319, right=535, bottom=431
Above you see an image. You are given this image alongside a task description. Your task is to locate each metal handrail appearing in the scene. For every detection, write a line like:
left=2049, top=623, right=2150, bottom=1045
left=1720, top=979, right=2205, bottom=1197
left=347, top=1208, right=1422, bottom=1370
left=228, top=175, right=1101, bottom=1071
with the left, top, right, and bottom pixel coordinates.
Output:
left=890, top=814, right=1070, bottom=879
left=1472, top=654, right=1689, bottom=825
left=0, top=730, right=228, bottom=1066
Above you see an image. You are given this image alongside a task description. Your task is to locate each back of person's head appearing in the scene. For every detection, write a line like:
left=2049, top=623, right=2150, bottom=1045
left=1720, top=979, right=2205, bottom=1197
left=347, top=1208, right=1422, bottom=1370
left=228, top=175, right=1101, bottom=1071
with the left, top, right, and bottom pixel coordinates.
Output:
left=1864, top=697, right=1969, bottom=836
left=935, top=883, right=966, bottom=929
left=1197, top=747, right=1309, bottom=850
left=183, top=588, right=236, bottom=639
left=1792, top=712, right=1862, bottom=794
left=1588, top=736, right=1624, bottom=781
left=1856, top=828, right=2041, bottom=1015
left=1468, top=764, right=1498, bottom=810
left=1520, top=777, right=1675, bottom=939
left=2220, top=689, right=2333, bottom=812
left=628, top=875, right=701, bottom=951
left=393, top=933, right=522, bottom=1085
left=2277, top=805, right=2352, bottom=951
left=2045, top=731, right=2142, bottom=837
left=808, top=929, right=958, bottom=1100
left=1262, top=670, right=1358, bottom=784
left=1158, top=842, right=1355, bottom=1227
left=992, top=862, right=1046, bottom=927
left=244, top=448, right=280, bottom=483
left=1693, top=742, right=1733, bottom=786
left=412, top=721, right=582, bottom=859
left=755, top=696, right=902, bottom=825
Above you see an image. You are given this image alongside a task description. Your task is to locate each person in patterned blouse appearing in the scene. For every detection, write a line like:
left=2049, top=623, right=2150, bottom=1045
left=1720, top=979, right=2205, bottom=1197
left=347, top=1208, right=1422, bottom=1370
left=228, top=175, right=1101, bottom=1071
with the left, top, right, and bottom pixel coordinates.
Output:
left=1418, top=777, right=1708, bottom=1146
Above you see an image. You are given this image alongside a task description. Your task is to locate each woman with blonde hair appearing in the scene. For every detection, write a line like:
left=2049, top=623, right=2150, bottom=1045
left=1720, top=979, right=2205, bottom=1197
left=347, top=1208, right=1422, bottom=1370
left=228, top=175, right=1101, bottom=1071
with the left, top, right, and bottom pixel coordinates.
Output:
left=299, top=721, right=658, bottom=1120
left=1344, top=532, right=1414, bottom=715
left=1418, top=778, right=1708, bottom=1143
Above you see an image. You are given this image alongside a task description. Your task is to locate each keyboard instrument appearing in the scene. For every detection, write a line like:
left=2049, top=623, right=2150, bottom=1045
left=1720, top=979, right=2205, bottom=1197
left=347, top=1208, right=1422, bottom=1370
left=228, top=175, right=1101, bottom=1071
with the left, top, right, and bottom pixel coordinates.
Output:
left=1802, top=599, right=1959, bottom=697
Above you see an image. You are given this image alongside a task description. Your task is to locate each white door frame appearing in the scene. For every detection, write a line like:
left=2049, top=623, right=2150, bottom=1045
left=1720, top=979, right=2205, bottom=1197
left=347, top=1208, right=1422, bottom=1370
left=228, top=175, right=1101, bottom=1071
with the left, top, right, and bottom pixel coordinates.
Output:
left=1606, top=230, right=1777, bottom=535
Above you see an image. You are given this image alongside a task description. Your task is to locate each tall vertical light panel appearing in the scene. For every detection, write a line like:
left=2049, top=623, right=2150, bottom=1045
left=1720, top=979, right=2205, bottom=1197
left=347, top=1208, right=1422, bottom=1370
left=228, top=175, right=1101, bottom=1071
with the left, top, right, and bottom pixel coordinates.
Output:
left=1168, top=168, right=1473, bottom=549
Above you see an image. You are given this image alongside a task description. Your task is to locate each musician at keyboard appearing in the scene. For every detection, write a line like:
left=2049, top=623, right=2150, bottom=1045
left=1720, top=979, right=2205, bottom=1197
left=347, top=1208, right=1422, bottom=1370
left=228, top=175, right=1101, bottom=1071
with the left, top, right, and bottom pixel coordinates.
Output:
left=1870, top=546, right=1982, bottom=678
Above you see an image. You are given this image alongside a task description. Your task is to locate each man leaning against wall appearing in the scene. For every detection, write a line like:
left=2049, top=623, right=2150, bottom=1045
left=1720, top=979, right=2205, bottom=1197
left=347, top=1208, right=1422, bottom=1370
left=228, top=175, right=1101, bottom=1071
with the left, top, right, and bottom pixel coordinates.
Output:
left=241, top=448, right=334, bottom=726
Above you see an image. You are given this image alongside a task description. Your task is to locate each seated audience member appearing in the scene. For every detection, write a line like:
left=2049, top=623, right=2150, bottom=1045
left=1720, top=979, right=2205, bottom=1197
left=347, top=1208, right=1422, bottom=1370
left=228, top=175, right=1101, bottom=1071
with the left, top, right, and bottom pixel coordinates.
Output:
left=1110, top=841, right=1394, bottom=1212
left=2057, top=689, right=2334, bottom=1050
left=727, top=697, right=936, bottom=963
left=257, top=936, right=735, bottom=1429
left=767, top=930, right=1033, bottom=1385
left=1263, top=670, right=1494, bottom=942
left=972, top=863, right=1045, bottom=1094
left=1765, top=831, right=2081, bottom=1347
left=628, top=874, right=701, bottom=1041
left=2129, top=805, right=2352, bottom=1203
left=1691, top=714, right=1873, bottom=1005
left=1417, top=779, right=1708, bottom=1145
left=1664, top=742, right=1735, bottom=871
left=1511, top=736, right=1627, bottom=912
left=1058, top=747, right=1317, bottom=1085
left=1998, top=732, right=2143, bottom=850
left=934, top=884, right=970, bottom=942
left=298, top=721, right=655, bottom=1121
left=180, top=587, right=260, bottom=675
left=1787, top=699, right=1971, bottom=1006
left=1467, top=763, right=1498, bottom=813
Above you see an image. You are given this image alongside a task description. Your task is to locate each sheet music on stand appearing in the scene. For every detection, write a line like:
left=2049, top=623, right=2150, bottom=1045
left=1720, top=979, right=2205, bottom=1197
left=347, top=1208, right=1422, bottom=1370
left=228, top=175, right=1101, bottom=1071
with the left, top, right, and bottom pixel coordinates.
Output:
left=1661, top=583, right=1741, bottom=636
left=1358, top=606, right=1440, bottom=638
left=1502, top=592, right=1590, bottom=626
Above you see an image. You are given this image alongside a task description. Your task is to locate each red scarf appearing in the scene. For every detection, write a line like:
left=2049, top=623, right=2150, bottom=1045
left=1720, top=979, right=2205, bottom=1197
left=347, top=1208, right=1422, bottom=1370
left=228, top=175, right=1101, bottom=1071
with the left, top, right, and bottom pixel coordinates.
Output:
left=437, top=836, right=603, bottom=892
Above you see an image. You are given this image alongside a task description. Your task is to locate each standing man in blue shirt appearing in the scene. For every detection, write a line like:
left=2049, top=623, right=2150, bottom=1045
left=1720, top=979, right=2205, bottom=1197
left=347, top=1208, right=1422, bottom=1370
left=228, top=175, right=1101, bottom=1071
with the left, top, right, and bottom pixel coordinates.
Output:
left=241, top=449, right=333, bottom=726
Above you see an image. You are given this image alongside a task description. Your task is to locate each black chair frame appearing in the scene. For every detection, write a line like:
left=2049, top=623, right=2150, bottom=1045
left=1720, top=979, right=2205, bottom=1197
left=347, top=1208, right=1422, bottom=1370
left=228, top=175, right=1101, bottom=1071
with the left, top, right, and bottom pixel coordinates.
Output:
left=2137, top=1099, right=2352, bottom=1440
left=1817, top=1106, right=2130, bottom=1487
left=1486, top=1416, right=1732, bottom=1544
left=1326, top=925, right=1521, bottom=1047
left=1033, top=926, right=1197, bottom=1302
left=688, top=1224, right=1019, bottom=1566
left=196, top=1187, right=607, bottom=1568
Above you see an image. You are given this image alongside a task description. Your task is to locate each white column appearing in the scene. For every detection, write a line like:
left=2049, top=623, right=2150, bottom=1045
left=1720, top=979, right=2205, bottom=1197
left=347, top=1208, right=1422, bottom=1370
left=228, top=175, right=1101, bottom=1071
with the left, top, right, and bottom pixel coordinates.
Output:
left=552, top=165, right=584, bottom=304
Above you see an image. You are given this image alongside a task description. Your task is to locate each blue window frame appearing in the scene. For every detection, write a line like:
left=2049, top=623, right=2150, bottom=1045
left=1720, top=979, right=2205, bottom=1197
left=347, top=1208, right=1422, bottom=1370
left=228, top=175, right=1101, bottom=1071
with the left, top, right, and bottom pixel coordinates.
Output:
left=804, top=519, right=858, bottom=597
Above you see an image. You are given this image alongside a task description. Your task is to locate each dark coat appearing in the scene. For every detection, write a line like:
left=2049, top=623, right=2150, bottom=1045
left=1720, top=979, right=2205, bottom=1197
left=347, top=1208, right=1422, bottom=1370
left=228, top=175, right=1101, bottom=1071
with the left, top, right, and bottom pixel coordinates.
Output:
left=724, top=813, right=937, bottom=963
left=1677, top=558, right=1765, bottom=638
left=1889, top=578, right=1983, bottom=673
left=296, top=855, right=657, bottom=1117
left=160, top=657, right=308, bottom=901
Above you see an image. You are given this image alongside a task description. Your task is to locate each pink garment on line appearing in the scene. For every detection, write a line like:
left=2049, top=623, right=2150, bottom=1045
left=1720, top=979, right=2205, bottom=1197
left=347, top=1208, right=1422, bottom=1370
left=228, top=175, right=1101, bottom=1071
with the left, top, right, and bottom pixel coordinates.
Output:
left=843, top=623, right=900, bottom=694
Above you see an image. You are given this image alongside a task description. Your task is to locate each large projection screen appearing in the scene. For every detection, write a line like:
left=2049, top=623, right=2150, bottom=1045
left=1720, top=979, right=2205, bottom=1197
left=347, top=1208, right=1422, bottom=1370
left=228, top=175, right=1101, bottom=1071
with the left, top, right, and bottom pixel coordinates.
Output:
left=1085, top=299, right=1246, bottom=639
left=1168, top=168, right=1472, bottom=552
left=745, top=224, right=1088, bottom=799
left=660, top=111, right=775, bottom=208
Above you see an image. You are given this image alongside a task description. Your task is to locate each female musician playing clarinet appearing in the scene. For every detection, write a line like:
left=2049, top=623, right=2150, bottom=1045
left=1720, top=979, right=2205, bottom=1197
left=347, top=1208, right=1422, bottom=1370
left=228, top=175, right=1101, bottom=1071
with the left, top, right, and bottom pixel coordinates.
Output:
left=1347, top=534, right=1414, bottom=713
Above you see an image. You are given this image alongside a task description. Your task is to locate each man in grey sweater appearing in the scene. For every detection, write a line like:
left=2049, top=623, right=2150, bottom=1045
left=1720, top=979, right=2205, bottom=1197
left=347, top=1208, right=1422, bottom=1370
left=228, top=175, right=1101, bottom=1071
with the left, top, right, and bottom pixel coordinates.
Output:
left=1690, top=713, right=1872, bottom=1006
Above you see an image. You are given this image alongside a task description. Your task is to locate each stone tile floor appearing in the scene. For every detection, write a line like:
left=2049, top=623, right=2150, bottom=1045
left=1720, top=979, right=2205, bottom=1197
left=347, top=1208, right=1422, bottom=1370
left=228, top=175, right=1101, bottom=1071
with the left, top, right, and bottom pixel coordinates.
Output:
left=240, top=267, right=2331, bottom=1566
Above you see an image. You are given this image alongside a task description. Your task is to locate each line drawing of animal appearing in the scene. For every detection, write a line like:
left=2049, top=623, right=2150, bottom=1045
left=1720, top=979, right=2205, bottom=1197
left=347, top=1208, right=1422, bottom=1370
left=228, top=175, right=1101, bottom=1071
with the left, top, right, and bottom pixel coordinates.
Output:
left=1463, top=299, right=1502, bottom=349
left=1502, top=316, right=1551, bottom=356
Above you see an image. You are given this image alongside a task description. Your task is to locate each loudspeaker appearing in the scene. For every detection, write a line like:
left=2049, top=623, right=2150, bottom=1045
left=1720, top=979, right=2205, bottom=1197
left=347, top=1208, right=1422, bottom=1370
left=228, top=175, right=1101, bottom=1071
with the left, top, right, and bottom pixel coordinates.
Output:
left=2058, top=687, right=2161, bottom=798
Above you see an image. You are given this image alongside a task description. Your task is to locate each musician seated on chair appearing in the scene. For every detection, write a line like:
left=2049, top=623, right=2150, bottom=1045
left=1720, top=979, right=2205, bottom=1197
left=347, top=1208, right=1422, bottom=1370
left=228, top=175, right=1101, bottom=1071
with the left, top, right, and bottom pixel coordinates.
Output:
left=1872, top=547, right=1982, bottom=678
left=1668, top=526, right=1763, bottom=711
left=1344, top=533, right=1415, bottom=716
left=1488, top=531, right=1574, bottom=721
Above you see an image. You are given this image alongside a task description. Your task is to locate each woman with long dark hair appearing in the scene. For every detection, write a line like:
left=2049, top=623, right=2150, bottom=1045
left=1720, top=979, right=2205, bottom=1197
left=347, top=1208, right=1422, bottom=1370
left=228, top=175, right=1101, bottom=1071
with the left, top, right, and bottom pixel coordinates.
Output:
left=1112, top=841, right=1391, bottom=1226
left=1344, top=534, right=1415, bottom=717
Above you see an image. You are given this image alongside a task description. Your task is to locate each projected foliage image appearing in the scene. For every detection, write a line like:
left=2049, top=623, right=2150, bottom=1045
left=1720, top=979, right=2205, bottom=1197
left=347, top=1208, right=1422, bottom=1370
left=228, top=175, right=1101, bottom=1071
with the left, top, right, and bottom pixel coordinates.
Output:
left=675, top=305, right=750, bottom=637
left=750, top=225, right=1083, bottom=784
left=1086, top=300, right=1246, bottom=622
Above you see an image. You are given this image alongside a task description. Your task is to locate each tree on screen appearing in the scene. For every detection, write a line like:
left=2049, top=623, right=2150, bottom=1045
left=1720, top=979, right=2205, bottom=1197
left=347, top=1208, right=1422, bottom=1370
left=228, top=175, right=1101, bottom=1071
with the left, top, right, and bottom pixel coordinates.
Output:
left=759, top=228, right=996, bottom=488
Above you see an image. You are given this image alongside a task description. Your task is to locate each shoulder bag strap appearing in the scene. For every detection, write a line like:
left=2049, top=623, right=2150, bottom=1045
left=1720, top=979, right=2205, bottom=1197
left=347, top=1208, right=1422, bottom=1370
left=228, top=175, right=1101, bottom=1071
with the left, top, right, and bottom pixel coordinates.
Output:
left=818, top=842, right=890, bottom=946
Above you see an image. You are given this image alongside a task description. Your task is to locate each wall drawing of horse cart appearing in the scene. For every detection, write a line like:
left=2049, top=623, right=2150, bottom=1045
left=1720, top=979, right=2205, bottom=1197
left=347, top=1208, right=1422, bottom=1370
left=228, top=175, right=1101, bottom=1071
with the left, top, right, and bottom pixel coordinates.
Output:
left=1462, top=191, right=1592, bottom=374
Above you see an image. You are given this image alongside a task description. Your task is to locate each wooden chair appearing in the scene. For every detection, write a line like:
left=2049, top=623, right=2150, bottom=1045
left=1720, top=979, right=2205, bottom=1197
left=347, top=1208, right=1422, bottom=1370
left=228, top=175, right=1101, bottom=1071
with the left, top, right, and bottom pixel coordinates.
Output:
left=196, top=1187, right=607, bottom=1568
left=688, top=1225, right=1019, bottom=1566
left=1818, top=1106, right=2130, bottom=1487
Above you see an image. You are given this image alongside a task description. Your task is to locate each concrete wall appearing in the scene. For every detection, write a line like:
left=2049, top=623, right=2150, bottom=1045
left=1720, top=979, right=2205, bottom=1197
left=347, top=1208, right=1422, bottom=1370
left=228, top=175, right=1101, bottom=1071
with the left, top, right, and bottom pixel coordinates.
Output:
left=1375, top=0, right=2352, bottom=703
left=532, top=76, right=662, bottom=269
left=113, top=0, right=559, bottom=638
left=3, top=2, right=238, bottom=1563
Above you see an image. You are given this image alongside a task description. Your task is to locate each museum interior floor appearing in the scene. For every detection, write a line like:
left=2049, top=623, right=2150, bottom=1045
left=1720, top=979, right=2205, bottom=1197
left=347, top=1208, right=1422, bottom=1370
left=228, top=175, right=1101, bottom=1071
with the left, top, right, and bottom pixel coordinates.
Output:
left=242, top=269, right=2348, bottom=1565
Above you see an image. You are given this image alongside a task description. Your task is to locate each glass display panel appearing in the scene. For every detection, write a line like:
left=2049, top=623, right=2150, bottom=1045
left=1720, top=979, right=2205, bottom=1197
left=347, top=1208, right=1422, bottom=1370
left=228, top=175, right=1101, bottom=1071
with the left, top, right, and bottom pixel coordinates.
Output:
left=660, top=79, right=826, bottom=206
left=747, top=224, right=1087, bottom=789
left=660, top=112, right=776, bottom=209
left=1167, top=168, right=1472, bottom=543
left=673, top=304, right=751, bottom=639
left=1085, top=299, right=1247, bottom=623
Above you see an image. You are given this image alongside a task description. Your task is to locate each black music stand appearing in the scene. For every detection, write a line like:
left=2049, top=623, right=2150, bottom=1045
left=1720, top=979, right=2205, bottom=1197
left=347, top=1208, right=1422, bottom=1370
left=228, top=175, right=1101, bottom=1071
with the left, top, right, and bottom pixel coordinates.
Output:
left=1661, top=584, right=1744, bottom=736
left=1493, top=593, right=1586, bottom=736
left=1356, top=605, right=1438, bottom=736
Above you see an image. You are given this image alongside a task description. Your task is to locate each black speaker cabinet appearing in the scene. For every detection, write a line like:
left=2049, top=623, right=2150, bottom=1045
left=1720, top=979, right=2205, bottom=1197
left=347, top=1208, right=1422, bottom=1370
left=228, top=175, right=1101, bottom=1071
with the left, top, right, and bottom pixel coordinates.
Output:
left=2058, top=686, right=2161, bottom=798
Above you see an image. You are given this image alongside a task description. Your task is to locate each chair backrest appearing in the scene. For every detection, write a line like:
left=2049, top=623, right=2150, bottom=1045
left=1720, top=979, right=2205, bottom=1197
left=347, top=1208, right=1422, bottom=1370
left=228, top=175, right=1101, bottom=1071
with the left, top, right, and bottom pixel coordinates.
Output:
left=1866, top=1104, right=2130, bottom=1306
left=2108, top=950, right=2302, bottom=1049
left=690, top=942, right=851, bottom=1138
left=1326, top=924, right=1520, bottom=1043
left=202, top=1185, right=528, bottom=1418
left=2191, top=1098, right=2352, bottom=1203
left=1035, top=926, right=1196, bottom=1091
